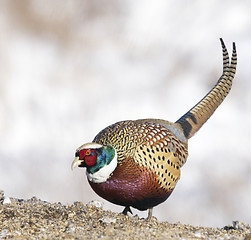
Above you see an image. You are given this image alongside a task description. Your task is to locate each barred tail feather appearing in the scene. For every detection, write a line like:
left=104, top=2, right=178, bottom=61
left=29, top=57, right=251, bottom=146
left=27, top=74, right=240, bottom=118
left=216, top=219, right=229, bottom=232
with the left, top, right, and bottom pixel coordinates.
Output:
left=176, top=39, right=237, bottom=139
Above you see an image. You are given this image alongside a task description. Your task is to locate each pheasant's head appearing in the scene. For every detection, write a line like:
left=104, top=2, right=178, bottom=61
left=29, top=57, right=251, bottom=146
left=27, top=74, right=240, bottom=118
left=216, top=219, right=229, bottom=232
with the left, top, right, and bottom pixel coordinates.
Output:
left=71, top=143, right=117, bottom=183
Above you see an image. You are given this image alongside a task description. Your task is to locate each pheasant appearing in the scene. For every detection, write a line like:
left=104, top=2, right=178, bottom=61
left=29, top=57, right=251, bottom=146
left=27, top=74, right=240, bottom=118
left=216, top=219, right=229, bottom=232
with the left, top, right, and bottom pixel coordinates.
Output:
left=71, top=39, right=237, bottom=220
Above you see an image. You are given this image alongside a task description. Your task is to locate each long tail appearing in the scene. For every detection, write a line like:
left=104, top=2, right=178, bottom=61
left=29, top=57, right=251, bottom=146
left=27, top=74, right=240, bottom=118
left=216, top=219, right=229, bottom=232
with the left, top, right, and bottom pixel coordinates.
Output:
left=175, top=39, right=237, bottom=139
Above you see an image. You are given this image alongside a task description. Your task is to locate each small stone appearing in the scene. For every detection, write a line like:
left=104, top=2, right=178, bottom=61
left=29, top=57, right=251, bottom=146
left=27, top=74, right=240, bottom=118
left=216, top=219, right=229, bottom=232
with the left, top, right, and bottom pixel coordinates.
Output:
left=3, top=197, right=11, bottom=204
left=100, top=216, right=117, bottom=224
left=0, top=229, right=8, bottom=238
left=194, top=231, right=202, bottom=238
left=87, top=200, right=104, bottom=208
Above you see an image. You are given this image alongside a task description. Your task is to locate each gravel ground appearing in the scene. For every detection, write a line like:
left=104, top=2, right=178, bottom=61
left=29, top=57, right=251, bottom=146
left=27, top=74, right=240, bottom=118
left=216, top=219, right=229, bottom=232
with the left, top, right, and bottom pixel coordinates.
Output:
left=0, top=191, right=250, bottom=239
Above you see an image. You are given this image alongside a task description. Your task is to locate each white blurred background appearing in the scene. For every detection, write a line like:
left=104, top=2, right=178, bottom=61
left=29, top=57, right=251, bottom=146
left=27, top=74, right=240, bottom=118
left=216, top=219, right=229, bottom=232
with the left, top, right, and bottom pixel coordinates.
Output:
left=0, top=0, right=250, bottom=227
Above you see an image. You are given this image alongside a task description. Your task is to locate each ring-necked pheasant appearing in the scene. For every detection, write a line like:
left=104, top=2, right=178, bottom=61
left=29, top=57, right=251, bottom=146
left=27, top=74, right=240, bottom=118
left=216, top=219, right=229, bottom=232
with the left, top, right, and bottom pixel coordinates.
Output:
left=72, top=39, right=237, bottom=220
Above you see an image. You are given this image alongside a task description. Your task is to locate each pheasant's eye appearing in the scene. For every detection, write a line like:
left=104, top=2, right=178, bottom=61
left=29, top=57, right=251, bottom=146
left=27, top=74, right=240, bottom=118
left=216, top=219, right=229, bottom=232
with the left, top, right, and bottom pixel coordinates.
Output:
left=86, top=149, right=92, bottom=155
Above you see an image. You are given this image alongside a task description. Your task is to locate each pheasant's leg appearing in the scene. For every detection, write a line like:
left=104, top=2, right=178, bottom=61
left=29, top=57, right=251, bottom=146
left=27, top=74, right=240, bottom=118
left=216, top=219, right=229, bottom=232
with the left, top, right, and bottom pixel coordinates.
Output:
left=146, top=207, right=153, bottom=221
left=122, top=206, right=133, bottom=215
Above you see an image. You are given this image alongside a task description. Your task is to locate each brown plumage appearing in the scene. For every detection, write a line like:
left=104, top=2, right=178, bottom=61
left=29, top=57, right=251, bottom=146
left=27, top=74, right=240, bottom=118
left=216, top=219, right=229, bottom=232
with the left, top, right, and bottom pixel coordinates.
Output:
left=91, top=120, right=187, bottom=212
left=72, top=39, right=237, bottom=220
left=176, top=39, right=237, bottom=138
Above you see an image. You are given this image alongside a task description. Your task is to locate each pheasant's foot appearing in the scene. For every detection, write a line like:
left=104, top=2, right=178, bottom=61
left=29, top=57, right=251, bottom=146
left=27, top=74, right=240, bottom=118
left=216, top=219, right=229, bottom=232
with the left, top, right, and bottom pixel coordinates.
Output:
left=122, top=206, right=133, bottom=216
left=146, top=207, right=153, bottom=221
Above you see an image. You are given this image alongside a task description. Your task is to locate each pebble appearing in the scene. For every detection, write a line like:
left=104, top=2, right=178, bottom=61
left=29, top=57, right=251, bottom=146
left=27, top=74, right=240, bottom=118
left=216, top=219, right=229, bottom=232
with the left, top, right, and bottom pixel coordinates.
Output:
left=100, top=216, right=117, bottom=224
left=3, top=197, right=11, bottom=205
left=87, top=200, right=104, bottom=208
left=0, top=190, right=11, bottom=205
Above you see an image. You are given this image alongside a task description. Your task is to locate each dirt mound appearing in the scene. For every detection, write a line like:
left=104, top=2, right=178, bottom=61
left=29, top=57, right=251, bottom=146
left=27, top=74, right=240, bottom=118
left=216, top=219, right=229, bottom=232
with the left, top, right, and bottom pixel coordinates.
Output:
left=0, top=192, right=250, bottom=239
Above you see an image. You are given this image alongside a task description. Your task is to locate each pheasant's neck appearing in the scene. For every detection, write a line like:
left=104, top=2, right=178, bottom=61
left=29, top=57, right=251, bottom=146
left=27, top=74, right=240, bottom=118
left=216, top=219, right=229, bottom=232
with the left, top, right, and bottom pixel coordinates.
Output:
left=86, top=150, right=117, bottom=183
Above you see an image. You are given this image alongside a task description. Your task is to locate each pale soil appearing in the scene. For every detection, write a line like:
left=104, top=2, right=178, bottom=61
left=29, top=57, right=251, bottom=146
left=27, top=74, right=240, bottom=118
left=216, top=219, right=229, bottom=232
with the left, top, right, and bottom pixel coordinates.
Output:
left=0, top=191, right=250, bottom=239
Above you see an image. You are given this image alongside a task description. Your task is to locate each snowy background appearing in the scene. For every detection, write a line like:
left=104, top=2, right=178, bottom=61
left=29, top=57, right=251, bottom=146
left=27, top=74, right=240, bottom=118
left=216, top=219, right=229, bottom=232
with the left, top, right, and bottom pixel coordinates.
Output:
left=0, top=0, right=250, bottom=227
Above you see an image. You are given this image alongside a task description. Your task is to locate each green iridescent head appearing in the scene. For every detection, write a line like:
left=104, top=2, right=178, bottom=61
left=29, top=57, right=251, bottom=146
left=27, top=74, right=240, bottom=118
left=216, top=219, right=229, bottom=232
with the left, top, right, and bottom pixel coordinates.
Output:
left=71, top=143, right=117, bottom=183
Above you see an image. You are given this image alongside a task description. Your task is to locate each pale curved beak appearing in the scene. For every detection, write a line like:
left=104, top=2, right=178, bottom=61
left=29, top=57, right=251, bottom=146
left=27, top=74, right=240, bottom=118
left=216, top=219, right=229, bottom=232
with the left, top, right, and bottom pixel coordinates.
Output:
left=71, top=157, right=82, bottom=170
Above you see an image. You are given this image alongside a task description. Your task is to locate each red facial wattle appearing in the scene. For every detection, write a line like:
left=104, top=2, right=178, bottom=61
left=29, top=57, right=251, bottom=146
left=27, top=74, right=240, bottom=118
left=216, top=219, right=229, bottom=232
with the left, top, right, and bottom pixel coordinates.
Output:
left=85, top=153, right=97, bottom=166
left=79, top=149, right=97, bottom=166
